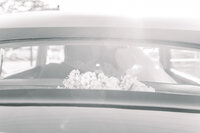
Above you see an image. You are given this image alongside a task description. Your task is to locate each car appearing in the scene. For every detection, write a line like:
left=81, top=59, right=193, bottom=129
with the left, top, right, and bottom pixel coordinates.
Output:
left=0, top=11, right=200, bottom=133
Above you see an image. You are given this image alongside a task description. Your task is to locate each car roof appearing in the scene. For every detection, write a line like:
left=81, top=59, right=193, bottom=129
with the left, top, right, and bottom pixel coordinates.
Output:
left=0, top=11, right=200, bottom=30
left=0, top=11, right=200, bottom=48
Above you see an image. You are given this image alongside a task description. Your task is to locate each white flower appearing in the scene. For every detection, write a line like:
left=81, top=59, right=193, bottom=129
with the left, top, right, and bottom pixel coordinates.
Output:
left=120, top=74, right=136, bottom=90
left=61, top=68, right=155, bottom=92
left=104, top=76, right=120, bottom=90
left=130, top=79, right=155, bottom=92
left=63, top=69, right=81, bottom=89
left=68, top=69, right=81, bottom=80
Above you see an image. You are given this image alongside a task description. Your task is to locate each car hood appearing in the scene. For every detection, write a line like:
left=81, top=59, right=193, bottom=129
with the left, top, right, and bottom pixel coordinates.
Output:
left=0, top=106, right=200, bottom=133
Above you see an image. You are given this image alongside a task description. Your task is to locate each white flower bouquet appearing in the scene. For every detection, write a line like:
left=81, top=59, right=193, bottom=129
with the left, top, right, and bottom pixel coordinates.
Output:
left=60, top=69, right=155, bottom=92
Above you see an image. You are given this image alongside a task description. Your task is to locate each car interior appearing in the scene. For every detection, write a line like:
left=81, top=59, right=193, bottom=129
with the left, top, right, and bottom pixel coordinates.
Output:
left=1, top=39, right=199, bottom=87
left=3, top=43, right=176, bottom=84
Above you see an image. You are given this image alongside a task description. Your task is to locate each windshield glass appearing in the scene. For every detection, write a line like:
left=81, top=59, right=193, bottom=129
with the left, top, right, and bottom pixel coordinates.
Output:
left=1, top=39, right=200, bottom=92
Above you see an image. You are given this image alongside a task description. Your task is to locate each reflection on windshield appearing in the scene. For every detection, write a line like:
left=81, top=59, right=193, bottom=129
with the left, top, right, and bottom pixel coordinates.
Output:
left=1, top=39, right=200, bottom=90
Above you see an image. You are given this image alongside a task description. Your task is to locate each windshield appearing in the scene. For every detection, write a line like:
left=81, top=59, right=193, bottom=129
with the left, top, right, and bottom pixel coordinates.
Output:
left=1, top=39, right=200, bottom=92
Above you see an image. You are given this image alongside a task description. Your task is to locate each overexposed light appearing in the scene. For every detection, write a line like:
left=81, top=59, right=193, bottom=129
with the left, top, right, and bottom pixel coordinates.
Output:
left=155, top=65, right=160, bottom=70
left=50, top=0, right=200, bottom=18
left=96, top=63, right=100, bottom=67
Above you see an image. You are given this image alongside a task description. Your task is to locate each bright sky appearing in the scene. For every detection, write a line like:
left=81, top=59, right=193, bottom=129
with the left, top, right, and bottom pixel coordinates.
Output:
left=45, top=0, right=200, bottom=18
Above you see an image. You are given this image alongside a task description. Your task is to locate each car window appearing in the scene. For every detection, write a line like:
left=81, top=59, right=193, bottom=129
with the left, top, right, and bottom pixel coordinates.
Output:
left=170, top=48, right=200, bottom=84
left=46, top=45, right=64, bottom=64
left=1, top=39, right=200, bottom=92
left=2, top=46, right=38, bottom=77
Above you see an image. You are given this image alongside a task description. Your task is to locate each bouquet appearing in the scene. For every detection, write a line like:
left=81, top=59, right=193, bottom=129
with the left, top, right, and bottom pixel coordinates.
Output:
left=60, top=69, right=155, bottom=92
